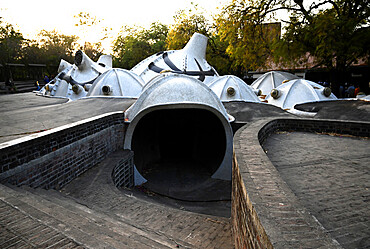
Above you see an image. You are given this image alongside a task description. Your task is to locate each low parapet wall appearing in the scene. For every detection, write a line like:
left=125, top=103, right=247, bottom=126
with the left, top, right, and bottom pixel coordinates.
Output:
left=232, top=118, right=370, bottom=249
left=0, top=112, right=131, bottom=190
left=258, top=118, right=370, bottom=144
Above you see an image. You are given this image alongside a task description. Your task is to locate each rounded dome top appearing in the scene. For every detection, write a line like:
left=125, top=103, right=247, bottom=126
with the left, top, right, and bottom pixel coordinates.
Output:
left=86, top=68, right=144, bottom=98
left=251, top=71, right=299, bottom=96
left=125, top=74, right=231, bottom=122
left=266, top=79, right=338, bottom=110
left=209, top=75, right=260, bottom=102
left=97, top=54, right=112, bottom=68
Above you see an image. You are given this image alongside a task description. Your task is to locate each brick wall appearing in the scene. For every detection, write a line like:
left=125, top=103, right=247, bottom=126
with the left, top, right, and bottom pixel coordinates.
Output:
left=0, top=112, right=130, bottom=190
left=258, top=119, right=370, bottom=144
left=112, top=150, right=134, bottom=188
left=232, top=118, right=369, bottom=249
left=232, top=152, right=273, bottom=249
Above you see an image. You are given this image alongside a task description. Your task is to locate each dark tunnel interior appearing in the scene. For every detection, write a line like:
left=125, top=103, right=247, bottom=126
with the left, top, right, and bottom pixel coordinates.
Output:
left=131, top=108, right=227, bottom=189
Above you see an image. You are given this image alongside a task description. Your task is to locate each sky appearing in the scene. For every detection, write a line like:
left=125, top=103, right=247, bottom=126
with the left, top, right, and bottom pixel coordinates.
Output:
left=1, top=0, right=230, bottom=53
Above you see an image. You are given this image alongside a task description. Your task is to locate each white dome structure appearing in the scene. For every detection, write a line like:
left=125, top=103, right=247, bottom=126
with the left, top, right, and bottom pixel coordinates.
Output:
left=37, top=60, right=87, bottom=101
left=125, top=74, right=231, bottom=122
left=251, top=71, right=299, bottom=96
left=124, top=74, right=234, bottom=186
left=86, top=68, right=144, bottom=98
left=209, top=75, right=261, bottom=102
left=38, top=78, right=88, bottom=101
left=266, top=79, right=337, bottom=111
left=131, top=33, right=219, bottom=86
left=37, top=59, right=72, bottom=97
left=59, top=50, right=111, bottom=85
left=40, top=77, right=87, bottom=101
left=41, top=77, right=70, bottom=98
left=97, top=54, right=113, bottom=68
left=37, top=51, right=113, bottom=101
left=57, top=59, right=73, bottom=74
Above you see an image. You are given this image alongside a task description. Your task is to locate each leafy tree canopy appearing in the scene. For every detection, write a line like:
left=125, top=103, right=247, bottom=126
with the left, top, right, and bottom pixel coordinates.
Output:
left=112, top=23, right=168, bottom=69
left=216, top=0, right=287, bottom=72
left=166, top=4, right=210, bottom=50
left=275, top=0, right=370, bottom=73
left=73, top=11, right=107, bottom=61
left=74, top=12, right=101, bottom=27
left=2, top=2, right=369, bottom=83
left=216, top=0, right=370, bottom=79
left=165, top=4, right=238, bottom=76
left=0, top=17, right=25, bottom=64
left=37, top=29, right=79, bottom=67
left=83, top=42, right=104, bottom=62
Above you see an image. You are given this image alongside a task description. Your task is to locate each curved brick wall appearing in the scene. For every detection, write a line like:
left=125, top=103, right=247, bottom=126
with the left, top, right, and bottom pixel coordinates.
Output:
left=232, top=118, right=370, bottom=249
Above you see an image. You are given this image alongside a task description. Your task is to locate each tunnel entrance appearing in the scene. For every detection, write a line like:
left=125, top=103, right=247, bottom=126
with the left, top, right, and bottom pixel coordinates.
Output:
left=131, top=108, right=230, bottom=201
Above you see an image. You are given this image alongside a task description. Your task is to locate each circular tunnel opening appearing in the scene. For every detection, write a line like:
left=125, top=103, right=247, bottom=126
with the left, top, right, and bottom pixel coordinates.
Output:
left=131, top=108, right=228, bottom=200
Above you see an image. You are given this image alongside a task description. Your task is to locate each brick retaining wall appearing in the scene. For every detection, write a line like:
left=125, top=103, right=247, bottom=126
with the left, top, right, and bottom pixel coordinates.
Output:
left=232, top=151, right=273, bottom=249
left=232, top=118, right=369, bottom=248
left=258, top=118, right=370, bottom=144
left=112, top=150, right=134, bottom=188
left=0, top=112, right=129, bottom=190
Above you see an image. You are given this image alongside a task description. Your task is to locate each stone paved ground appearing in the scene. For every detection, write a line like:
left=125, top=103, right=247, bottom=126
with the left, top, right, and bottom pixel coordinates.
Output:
left=0, top=199, right=82, bottom=248
left=263, top=131, right=370, bottom=249
left=0, top=150, right=233, bottom=249
left=0, top=94, right=135, bottom=144
left=61, top=154, right=234, bottom=249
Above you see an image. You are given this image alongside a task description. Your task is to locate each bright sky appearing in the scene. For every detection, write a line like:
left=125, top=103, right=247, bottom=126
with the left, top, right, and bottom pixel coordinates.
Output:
left=1, top=0, right=230, bottom=53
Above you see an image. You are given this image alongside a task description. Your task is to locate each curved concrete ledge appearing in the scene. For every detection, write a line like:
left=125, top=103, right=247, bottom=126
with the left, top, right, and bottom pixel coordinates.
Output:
left=232, top=118, right=370, bottom=248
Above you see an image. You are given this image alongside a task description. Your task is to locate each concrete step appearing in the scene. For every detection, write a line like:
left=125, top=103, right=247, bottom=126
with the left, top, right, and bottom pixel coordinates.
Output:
left=0, top=81, right=45, bottom=94
left=0, top=184, right=174, bottom=249
left=16, top=87, right=39, bottom=93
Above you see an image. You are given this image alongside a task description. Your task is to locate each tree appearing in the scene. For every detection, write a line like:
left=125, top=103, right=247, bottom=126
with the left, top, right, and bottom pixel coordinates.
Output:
left=74, top=11, right=107, bottom=58
left=216, top=0, right=282, bottom=72
left=275, top=0, right=370, bottom=86
left=37, top=30, right=79, bottom=74
left=0, top=17, right=25, bottom=64
left=142, top=22, right=169, bottom=52
left=0, top=17, right=26, bottom=81
left=112, top=23, right=168, bottom=69
left=206, top=34, right=238, bottom=76
left=74, top=12, right=101, bottom=27
left=21, top=40, right=45, bottom=64
left=83, top=42, right=104, bottom=61
left=166, top=4, right=210, bottom=50
left=217, top=0, right=370, bottom=87
left=165, top=4, right=237, bottom=76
